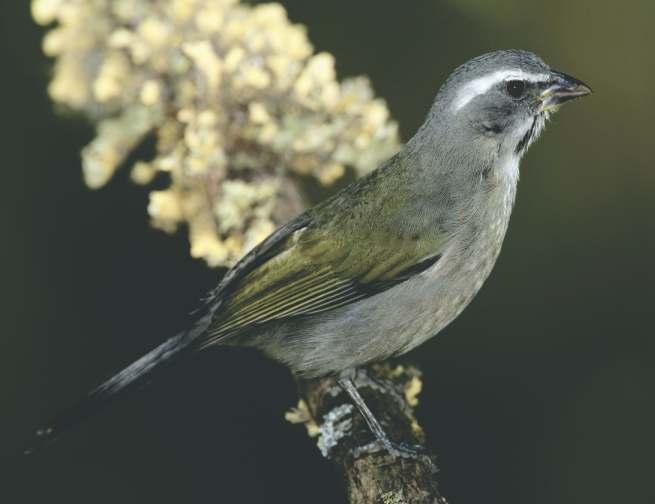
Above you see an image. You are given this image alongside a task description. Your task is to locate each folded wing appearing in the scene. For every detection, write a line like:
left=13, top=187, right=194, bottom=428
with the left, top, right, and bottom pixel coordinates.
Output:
left=201, top=217, right=442, bottom=346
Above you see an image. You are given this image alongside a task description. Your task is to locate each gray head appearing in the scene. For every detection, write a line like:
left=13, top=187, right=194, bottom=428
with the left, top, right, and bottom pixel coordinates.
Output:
left=419, top=50, right=591, bottom=161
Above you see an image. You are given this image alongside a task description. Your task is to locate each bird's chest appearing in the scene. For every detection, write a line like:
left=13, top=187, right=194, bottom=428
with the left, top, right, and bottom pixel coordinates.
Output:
left=407, top=162, right=518, bottom=341
left=453, top=160, right=517, bottom=283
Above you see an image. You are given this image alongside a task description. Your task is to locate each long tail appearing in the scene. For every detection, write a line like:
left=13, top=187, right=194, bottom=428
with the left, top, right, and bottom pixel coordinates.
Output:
left=24, top=319, right=210, bottom=456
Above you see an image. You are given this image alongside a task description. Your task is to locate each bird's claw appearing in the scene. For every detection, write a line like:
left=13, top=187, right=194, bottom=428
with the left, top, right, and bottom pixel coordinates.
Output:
left=384, top=440, right=429, bottom=458
left=352, top=437, right=436, bottom=471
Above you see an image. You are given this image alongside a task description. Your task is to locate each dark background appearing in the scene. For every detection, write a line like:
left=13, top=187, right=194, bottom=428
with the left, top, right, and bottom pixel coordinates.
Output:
left=2, top=1, right=654, bottom=503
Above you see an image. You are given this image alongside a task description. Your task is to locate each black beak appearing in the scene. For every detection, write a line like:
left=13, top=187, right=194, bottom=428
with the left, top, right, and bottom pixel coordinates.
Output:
left=539, top=70, right=592, bottom=111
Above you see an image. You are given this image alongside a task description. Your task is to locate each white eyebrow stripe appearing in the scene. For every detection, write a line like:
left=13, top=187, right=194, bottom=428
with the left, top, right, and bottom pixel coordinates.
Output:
left=452, top=69, right=550, bottom=112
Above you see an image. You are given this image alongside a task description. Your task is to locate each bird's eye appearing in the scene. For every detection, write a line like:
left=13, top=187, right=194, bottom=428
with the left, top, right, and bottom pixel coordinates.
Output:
left=505, top=80, right=526, bottom=98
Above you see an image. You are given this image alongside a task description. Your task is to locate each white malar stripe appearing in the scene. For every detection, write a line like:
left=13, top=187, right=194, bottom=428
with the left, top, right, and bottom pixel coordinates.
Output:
left=452, top=69, right=550, bottom=112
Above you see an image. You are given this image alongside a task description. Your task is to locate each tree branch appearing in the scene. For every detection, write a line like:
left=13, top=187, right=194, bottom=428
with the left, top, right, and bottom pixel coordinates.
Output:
left=288, top=363, right=449, bottom=503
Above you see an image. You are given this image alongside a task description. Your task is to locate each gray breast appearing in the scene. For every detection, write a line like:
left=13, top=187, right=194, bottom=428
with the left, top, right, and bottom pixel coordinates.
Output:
left=261, top=159, right=518, bottom=377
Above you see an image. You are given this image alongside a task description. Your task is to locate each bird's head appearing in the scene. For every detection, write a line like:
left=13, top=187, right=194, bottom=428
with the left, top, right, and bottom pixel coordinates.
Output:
left=434, top=50, right=591, bottom=159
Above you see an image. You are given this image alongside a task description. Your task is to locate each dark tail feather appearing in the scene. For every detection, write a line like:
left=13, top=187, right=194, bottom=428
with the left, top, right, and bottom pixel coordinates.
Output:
left=24, top=325, right=205, bottom=456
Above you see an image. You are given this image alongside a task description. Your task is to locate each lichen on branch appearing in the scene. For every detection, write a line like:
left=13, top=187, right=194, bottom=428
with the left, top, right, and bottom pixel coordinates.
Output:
left=32, top=0, right=400, bottom=267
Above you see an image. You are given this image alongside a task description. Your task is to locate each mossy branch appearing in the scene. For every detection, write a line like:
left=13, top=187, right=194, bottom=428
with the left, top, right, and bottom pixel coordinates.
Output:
left=288, top=364, right=447, bottom=503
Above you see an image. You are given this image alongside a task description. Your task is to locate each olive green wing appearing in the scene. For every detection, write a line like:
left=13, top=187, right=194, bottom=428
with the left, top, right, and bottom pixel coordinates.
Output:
left=201, top=218, right=442, bottom=346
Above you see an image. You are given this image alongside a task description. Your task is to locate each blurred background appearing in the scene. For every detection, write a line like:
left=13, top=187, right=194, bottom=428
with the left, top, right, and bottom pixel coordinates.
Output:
left=1, top=0, right=654, bottom=503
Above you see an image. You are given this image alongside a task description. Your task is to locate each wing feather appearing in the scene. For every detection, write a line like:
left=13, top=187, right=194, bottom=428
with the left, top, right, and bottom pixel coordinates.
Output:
left=204, top=231, right=442, bottom=345
left=199, top=164, right=446, bottom=346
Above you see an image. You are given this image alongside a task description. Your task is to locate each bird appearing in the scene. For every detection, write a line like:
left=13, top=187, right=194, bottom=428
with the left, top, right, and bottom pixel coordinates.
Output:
left=25, top=49, right=591, bottom=457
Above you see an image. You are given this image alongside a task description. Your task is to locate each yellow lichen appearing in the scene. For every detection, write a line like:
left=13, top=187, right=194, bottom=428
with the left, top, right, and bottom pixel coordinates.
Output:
left=404, top=375, right=423, bottom=407
left=131, top=161, right=157, bottom=185
left=33, top=0, right=400, bottom=267
left=140, top=80, right=162, bottom=106
left=381, top=490, right=408, bottom=504
left=285, top=400, right=320, bottom=438
left=148, top=190, right=184, bottom=231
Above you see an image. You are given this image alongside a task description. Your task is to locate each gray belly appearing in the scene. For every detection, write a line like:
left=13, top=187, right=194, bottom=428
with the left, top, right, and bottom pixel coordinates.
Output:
left=260, top=222, right=507, bottom=377
left=256, top=175, right=516, bottom=377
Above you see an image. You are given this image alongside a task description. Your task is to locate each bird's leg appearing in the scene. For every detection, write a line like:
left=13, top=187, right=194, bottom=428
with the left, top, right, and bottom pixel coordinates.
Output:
left=337, top=375, right=427, bottom=459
